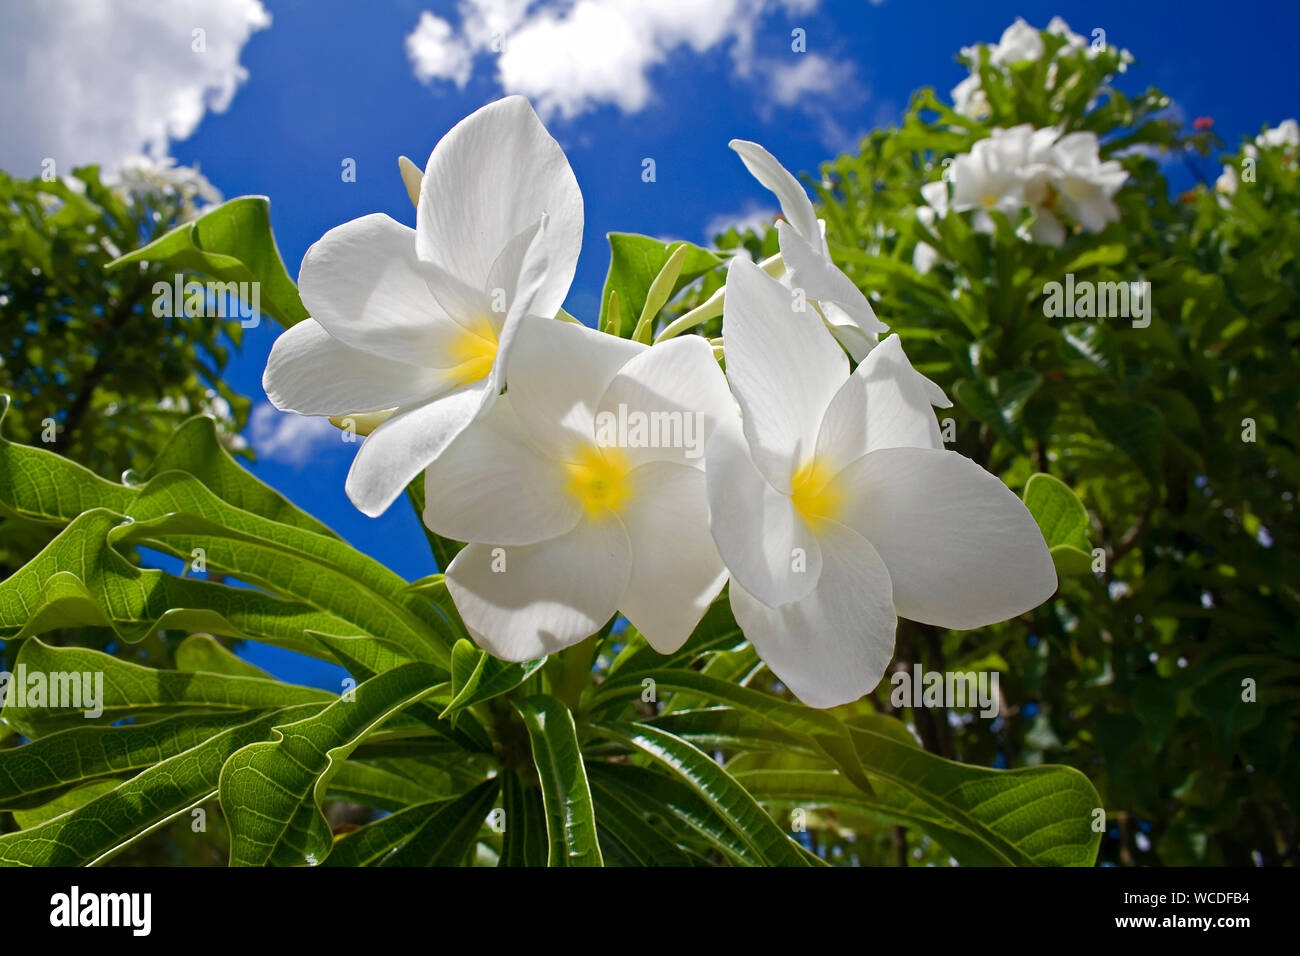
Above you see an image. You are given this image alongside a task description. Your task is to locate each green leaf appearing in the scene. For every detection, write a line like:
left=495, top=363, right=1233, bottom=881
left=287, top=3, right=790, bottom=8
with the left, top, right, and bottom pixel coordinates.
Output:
left=602, top=288, right=624, bottom=337
left=175, top=633, right=273, bottom=679
left=499, top=768, right=549, bottom=867
left=590, top=778, right=695, bottom=866
left=586, top=762, right=763, bottom=867
left=1061, top=322, right=1121, bottom=379
left=0, top=709, right=271, bottom=810
left=844, top=714, right=1102, bottom=866
left=591, top=667, right=874, bottom=794
left=0, top=703, right=324, bottom=866
left=736, top=768, right=1013, bottom=867
left=377, top=778, right=499, bottom=866
left=442, top=639, right=545, bottom=722
left=0, top=511, right=365, bottom=662
left=138, top=415, right=339, bottom=540
left=1083, top=396, right=1165, bottom=485
left=649, top=707, right=815, bottom=754
left=220, top=662, right=443, bottom=866
left=403, top=475, right=464, bottom=573
left=309, top=632, right=491, bottom=754
left=631, top=243, right=688, bottom=343
left=952, top=370, right=1042, bottom=448
left=322, top=799, right=453, bottom=867
left=514, top=695, right=603, bottom=866
left=590, top=719, right=810, bottom=866
left=106, top=196, right=309, bottom=328
left=1, top=640, right=333, bottom=737
left=325, top=760, right=436, bottom=811
left=1022, top=472, right=1094, bottom=576
left=11, top=779, right=122, bottom=830
left=599, top=234, right=722, bottom=336
left=1059, top=243, right=1128, bottom=275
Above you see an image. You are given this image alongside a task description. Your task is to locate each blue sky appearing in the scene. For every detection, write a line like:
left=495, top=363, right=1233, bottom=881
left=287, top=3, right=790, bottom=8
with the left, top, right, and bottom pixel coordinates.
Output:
left=4, top=0, right=1296, bottom=684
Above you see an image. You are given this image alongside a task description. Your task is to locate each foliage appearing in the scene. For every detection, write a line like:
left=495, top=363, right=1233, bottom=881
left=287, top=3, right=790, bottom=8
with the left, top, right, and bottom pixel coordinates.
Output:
left=0, top=384, right=1101, bottom=865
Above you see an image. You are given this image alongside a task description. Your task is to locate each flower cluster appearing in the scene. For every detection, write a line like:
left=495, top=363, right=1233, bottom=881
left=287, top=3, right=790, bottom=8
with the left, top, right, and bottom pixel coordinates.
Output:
left=951, top=16, right=1131, bottom=121
left=916, top=124, right=1127, bottom=268
left=263, top=96, right=1057, bottom=708
left=1216, top=119, right=1299, bottom=195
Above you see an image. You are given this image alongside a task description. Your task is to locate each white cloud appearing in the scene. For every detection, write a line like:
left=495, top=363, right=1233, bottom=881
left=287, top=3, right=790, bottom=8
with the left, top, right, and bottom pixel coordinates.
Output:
left=0, top=0, right=269, bottom=175
left=407, top=11, right=473, bottom=87
left=768, top=52, right=855, bottom=107
left=704, top=201, right=779, bottom=239
left=406, top=0, right=858, bottom=123
left=249, top=403, right=338, bottom=467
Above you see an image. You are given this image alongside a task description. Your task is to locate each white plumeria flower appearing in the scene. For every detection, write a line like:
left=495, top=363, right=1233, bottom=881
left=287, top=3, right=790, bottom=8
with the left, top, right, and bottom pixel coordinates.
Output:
left=1258, top=118, right=1299, bottom=149
left=1045, top=131, right=1127, bottom=234
left=950, top=126, right=1032, bottom=232
left=729, top=139, right=888, bottom=362
left=706, top=257, right=1056, bottom=709
left=951, top=74, right=991, bottom=121
left=948, top=125, right=1125, bottom=246
left=262, top=95, right=583, bottom=517
left=990, top=17, right=1044, bottom=66
left=423, top=318, right=735, bottom=661
left=913, top=180, right=950, bottom=274
left=951, top=18, right=1131, bottom=120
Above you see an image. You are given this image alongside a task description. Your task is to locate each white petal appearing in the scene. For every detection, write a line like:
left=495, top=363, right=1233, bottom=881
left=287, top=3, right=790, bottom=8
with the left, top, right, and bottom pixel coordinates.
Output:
left=705, top=417, right=821, bottom=608
left=616, top=462, right=727, bottom=653
left=595, top=335, right=734, bottom=469
left=730, top=521, right=896, bottom=709
left=345, top=379, right=490, bottom=517
left=423, top=399, right=580, bottom=547
left=729, top=139, right=821, bottom=246
left=721, top=256, right=847, bottom=491
left=263, top=318, right=445, bottom=415
left=836, top=447, right=1057, bottom=629
left=417, top=95, right=582, bottom=322
left=506, top=317, right=645, bottom=459
left=299, top=213, right=473, bottom=367
left=446, top=519, right=631, bottom=661
left=814, top=335, right=944, bottom=475
left=481, top=216, right=552, bottom=405
left=776, top=220, right=888, bottom=361
left=1026, top=209, right=1067, bottom=247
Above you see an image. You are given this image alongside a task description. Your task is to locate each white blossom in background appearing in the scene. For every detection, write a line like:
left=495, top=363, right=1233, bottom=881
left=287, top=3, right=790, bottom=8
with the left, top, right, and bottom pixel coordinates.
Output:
left=1258, top=118, right=1300, bottom=150
left=153, top=388, right=246, bottom=452
left=106, top=155, right=224, bottom=221
left=950, top=16, right=1132, bottom=121
left=939, top=124, right=1126, bottom=248
left=262, top=95, right=583, bottom=518
left=1215, top=118, right=1298, bottom=197
left=706, top=258, right=1054, bottom=708
left=912, top=180, right=950, bottom=274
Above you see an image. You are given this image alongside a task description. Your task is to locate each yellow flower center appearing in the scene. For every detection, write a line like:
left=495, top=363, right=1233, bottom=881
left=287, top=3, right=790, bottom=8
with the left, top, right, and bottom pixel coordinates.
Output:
left=789, top=457, right=844, bottom=526
left=564, top=444, right=633, bottom=520
left=444, top=315, right=499, bottom=386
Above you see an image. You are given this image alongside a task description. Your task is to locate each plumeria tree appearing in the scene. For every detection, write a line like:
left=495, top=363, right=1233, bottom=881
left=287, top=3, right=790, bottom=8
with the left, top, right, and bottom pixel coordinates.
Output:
left=0, top=17, right=1291, bottom=867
